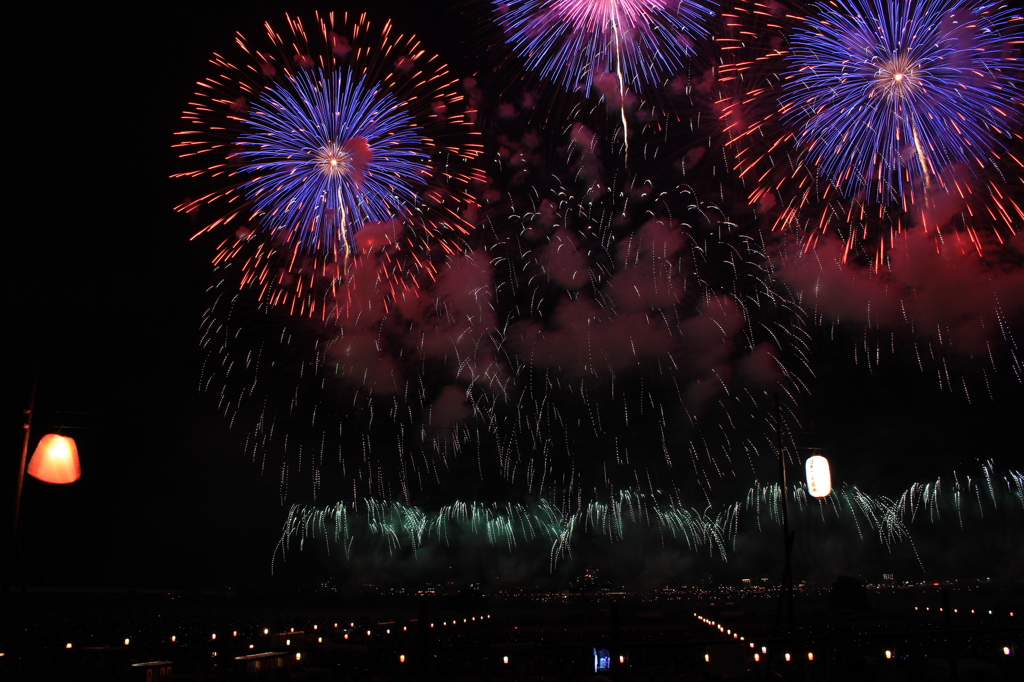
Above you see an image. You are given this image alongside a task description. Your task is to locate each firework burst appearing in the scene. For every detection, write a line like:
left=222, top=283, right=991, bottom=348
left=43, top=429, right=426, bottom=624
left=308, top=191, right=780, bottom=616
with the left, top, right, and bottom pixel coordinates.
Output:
left=780, top=0, right=1024, bottom=204
left=177, top=3, right=1024, bottom=584
left=494, top=0, right=716, bottom=97
left=199, top=108, right=812, bottom=512
left=691, top=0, right=1023, bottom=273
left=235, top=68, right=430, bottom=255
left=175, top=12, right=482, bottom=315
left=277, top=461, right=1024, bottom=578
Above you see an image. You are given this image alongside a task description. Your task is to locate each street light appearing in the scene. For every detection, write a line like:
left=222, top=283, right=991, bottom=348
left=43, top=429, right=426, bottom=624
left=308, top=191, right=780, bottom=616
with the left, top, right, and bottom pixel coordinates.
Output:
left=8, top=376, right=84, bottom=593
left=27, top=434, right=81, bottom=484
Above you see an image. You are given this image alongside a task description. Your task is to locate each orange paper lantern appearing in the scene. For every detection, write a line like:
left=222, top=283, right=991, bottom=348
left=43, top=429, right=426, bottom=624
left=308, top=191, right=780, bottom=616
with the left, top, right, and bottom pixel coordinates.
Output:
left=27, top=434, right=80, bottom=484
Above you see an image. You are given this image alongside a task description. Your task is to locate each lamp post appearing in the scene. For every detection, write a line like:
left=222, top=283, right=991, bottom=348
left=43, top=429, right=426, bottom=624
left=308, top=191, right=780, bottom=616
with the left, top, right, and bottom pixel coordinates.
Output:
left=774, top=394, right=795, bottom=640
left=7, top=375, right=81, bottom=594
left=12, top=375, right=40, bottom=547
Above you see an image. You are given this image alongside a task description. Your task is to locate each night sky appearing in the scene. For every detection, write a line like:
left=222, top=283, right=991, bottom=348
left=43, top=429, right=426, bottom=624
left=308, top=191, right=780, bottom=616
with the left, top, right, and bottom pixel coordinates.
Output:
left=7, top=0, right=1023, bottom=590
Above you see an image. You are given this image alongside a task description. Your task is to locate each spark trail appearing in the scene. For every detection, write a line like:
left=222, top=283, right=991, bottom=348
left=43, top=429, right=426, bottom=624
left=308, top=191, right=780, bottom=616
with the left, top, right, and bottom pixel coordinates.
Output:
left=277, top=461, right=1023, bottom=574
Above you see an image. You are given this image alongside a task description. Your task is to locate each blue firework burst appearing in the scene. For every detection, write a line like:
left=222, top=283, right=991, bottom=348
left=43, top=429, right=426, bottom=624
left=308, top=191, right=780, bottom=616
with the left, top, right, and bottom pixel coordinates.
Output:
left=175, top=12, right=482, bottom=316
left=780, top=0, right=1024, bottom=202
left=237, top=68, right=430, bottom=255
left=495, top=0, right=715, bottom=96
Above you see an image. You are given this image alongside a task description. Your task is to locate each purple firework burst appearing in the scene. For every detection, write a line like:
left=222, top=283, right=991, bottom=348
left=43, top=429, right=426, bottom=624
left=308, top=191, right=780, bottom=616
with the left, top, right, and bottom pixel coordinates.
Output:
left=237, top=69, right=429, bottom=255
left=495, top=0, right=716, bottom=96
left=780, top=0, right=1024, bottom=202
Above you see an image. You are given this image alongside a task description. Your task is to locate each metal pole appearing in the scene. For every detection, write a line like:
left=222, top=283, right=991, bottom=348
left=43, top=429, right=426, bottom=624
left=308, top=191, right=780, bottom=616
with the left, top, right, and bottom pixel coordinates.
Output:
left=775, top=394, right=797, bottom=672
left=13, top=371, right=37, bottom=541
left=7, top=370, right=37, bottom=595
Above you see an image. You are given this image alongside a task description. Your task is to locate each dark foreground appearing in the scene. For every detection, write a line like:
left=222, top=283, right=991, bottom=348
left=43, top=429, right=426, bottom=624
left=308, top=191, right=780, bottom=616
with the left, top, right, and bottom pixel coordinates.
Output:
left=2, top=582, right=1020, bottom=681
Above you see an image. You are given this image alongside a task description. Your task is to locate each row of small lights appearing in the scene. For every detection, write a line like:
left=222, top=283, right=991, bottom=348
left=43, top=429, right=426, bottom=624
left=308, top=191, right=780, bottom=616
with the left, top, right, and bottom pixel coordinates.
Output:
left=913, top=606, right=1015, bottom=657
left=695, top=613, right=781, bottom=664
left=915, top=606, right=1015, bottom=617
left=695, top=613, right=1014, bottom=663
left=30, top=601, right=1010, bottom=640
left=696, top=611, right=842, bottom=665
left=431, top=615, right=491, bottom=627
left=880, top=647, right=1014, bottom=660
left=53, top=615, right=493, bottom=652
left=414, top=616, right=499, bottom=665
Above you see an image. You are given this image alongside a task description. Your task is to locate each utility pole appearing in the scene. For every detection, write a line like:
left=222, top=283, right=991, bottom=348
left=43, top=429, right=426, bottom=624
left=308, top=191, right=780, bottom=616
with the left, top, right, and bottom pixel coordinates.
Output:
left=775, top=394, right=797, bottom=673
left=7, top=371, right=37, bottom=595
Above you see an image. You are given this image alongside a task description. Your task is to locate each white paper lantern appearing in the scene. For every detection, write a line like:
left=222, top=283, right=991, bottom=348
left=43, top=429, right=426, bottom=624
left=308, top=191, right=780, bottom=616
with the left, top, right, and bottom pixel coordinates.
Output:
left=805, top=455, right=831, bottom=498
